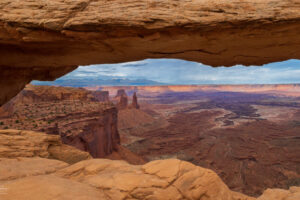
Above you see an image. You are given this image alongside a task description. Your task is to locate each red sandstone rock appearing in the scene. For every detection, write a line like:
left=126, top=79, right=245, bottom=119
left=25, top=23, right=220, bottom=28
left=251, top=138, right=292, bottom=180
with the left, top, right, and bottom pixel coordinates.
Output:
left=0, top=85, right=145, bottom=164
left=115, top=89, right=127, bottom=98
left=91, top=91, right=109, bottom=102
left=117, top=94, right=128, bottom=110
left=62, top=106, right=120, bottom=158
left=1, top=0, right=300, bottom=107
left=130, top=92, right=140, bottom=109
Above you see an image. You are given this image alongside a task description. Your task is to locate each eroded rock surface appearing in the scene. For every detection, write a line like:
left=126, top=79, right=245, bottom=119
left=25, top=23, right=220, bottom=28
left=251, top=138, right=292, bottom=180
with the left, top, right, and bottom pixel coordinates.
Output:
left=0, top=157, right=68, bottom=182
left=0, top=85, right=120, bottom=158
left=0, top=130, right=298, bottom=200
left=1, top=157, right=299, bottom=200
left=0, top=158, right=251, bottom=200
left=1, top=0, right=300, bottom=105
left=123, top=87, right=300, bottom=196
left=0, top=86, right=145, bottom=164
left=1, top=0, right=300, bottom=68
left=257, top=187, right=300, bottom=200
left=0, top=129, right=91, bottom=164
left=91, top=91, right=109, bottom=102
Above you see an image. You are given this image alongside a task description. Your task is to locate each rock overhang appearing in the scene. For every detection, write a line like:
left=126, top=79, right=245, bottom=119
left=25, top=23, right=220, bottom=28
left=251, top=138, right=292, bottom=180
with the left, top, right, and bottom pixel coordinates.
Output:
left=1, top=0, right=300, bottom=105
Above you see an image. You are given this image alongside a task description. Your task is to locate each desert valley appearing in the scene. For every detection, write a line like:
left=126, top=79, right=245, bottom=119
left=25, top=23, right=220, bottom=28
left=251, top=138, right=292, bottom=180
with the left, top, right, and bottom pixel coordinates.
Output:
left=1, top=0, right=300, bottom=199
left=1, top=84, right=299, bottom=198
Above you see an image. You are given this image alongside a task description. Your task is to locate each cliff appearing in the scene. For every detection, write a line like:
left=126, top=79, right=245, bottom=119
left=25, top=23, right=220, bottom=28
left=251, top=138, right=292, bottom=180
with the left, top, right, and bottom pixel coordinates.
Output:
left=17, top=85, right=97, bottom=102
left=61, top=106, right=120, bottom=158
left=0, top=85, right=146, bottom=164
left=91, top=91, right=109, bottom=102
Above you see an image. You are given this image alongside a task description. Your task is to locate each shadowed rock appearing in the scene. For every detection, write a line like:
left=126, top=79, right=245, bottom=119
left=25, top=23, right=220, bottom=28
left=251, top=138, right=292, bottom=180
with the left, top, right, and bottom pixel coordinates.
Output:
left=115, top=89, right=127, bottom=98
left=130, top=92, right=140, bottom=109
left=117, top=94, right=129, bottom=110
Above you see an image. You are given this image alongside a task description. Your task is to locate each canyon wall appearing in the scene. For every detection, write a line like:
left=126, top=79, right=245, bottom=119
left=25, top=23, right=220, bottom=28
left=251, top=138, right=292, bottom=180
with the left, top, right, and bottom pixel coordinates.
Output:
left=15, top=85, right=97, bottom=103
left=0, top=85, right=146, bottom=164
left=61, top=106, right=120, bottom=158
left=0, top=85, right=119, bottom=157
left=91, top=91, right=109, bottom=102
left=1, top=0, right=300, bottom=105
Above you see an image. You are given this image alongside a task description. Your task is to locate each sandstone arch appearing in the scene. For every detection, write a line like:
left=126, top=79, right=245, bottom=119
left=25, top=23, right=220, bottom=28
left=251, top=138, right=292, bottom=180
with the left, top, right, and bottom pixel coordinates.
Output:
left=1, top=0, right=300, bottom=105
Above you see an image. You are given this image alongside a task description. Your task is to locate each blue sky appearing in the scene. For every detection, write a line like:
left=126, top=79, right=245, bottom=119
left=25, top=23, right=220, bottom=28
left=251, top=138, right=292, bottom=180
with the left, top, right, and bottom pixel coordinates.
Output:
left=33, top=59, right=300, bottom=86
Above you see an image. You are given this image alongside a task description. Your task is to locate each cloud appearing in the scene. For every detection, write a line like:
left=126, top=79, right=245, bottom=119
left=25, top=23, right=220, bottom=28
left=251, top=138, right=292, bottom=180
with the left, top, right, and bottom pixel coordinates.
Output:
left=36, top=59, right=300, bottom=85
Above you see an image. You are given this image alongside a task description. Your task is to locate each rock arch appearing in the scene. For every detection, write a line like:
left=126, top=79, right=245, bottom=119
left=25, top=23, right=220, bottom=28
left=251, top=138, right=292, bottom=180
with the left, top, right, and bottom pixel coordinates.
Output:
left=1, top=0, right=300, bottom=105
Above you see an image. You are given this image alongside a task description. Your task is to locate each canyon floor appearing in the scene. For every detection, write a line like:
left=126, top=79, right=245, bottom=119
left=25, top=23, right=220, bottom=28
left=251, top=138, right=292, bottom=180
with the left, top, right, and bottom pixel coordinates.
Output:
left=111, top=86, right=300, bottom=197
left=0, top=84, right=300, bottom=198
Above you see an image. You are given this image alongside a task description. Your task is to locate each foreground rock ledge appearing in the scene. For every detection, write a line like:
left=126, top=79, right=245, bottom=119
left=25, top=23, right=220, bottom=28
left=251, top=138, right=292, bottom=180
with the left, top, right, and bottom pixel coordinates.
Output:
left=1, top=0, right=300, bottom=105
left=1, top=157, right=299, bottom=200
left=0, top=130, right=299, bottom=200
left=0, top=129, right=91, bottom=164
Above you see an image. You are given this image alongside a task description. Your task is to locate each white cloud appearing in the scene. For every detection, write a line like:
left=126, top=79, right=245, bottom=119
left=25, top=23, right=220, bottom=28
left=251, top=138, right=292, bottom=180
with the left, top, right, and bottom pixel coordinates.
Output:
left=59, top=59, right=300, bottom=85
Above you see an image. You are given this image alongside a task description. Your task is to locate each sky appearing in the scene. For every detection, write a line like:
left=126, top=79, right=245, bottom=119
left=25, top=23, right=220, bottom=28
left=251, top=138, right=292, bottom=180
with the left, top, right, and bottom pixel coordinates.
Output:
left=32, top=59, right=300, bottom=86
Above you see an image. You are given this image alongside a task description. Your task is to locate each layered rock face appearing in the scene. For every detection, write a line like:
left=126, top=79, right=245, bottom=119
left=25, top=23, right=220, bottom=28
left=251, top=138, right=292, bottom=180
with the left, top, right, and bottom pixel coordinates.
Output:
left=61, top=106, right=120, bottom=158
left=4, top=84, right=109, bottom=106
left=0, top=129, right=91, bottom=164
left=0, top=85, right=119, bottom=157
left=1, top=0, right=300, bottom=69
left=1, top=0, right=300, bottom=105
left=0, top=85, right=146, bottom=164
left=91, top=91, right=109, bottom=102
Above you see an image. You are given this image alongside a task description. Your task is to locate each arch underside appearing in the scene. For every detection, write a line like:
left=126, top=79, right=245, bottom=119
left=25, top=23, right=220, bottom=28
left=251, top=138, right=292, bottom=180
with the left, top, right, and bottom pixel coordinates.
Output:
left=1, top=0, right=300, bottom=105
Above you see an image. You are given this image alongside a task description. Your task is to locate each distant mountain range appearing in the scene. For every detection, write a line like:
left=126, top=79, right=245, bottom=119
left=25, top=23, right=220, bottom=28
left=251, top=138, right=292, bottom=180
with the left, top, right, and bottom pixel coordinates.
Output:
left=32, top=78, right=164, bottom=87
